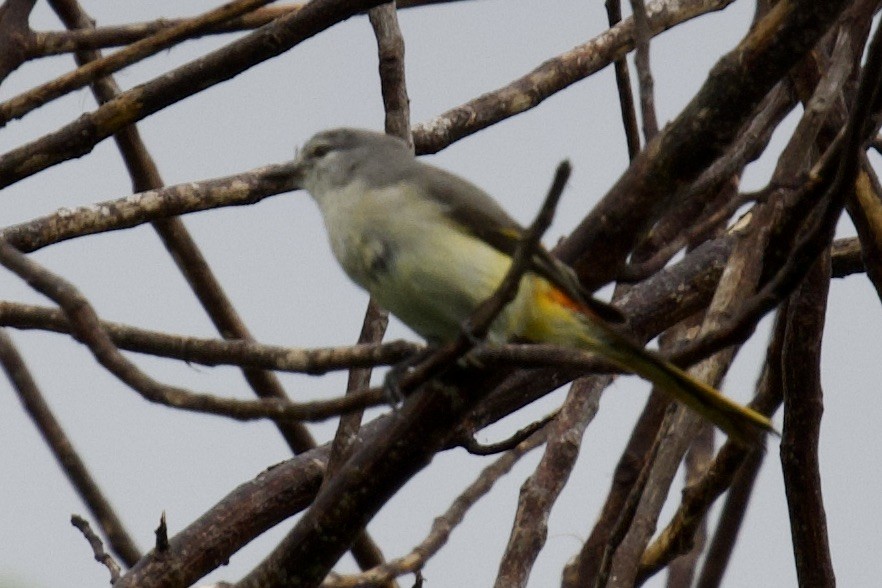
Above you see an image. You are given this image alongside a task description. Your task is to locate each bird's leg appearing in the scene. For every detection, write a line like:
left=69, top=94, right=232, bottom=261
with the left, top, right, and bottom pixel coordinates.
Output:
left=458, top=317, right=485, bottom=346
left=383, top=346, right=437, bottom=405
left=456, top=317, right=492, bottom=369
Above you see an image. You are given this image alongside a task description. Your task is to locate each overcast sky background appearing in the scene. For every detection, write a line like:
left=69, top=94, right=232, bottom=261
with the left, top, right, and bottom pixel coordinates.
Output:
left=2, top=1, right=881, bottom=586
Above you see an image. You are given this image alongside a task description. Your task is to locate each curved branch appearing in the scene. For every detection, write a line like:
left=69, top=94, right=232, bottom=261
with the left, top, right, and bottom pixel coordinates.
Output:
left=0, top=0, right=388, bottom=189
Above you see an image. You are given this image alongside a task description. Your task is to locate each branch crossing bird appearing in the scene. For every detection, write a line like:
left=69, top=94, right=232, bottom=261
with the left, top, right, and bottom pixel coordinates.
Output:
left=290, top=128, right=775, bottom=445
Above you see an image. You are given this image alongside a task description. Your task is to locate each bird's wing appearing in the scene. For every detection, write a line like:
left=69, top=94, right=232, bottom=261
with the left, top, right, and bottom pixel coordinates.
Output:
left=412, top=161, right=625, bottom=324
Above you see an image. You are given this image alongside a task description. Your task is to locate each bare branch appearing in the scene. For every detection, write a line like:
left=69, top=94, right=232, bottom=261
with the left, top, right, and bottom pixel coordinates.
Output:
left=609, top=195, right=777, bottom=585
left=845, top=159, right=882, bottom=301
left=32, top=4, right=307, bottom=55
left=629, top=0, right=659, bottom=139
left=0, top=239, right=391, bottom=422
left=665, top=422, right=714, bottom=587
left=831, top=236, right=864, bottom=277
left=325, top=299, right=393, bottom=580
left=49, top=0, right=320, bottom=456
left=326, top=300, right=391, bottom=478
left=5, top=297, right=779, bottom=380
left=671, top=8, right=882, bottom=369
left=323, top=427, right=547, bottom=588
left=636, top=308, right=789, bottom=583
left=495, top=377, right=606, bottom=587
left=370, top=2, right=412, bottom=145
left=780, top=251, right=835, bottom=586
left=0, top=300, right=416, bottom=372
left=0, top=0, right=278, bottom=126
left=2, top=162, right=299, bottom=253
left=604, top=0, right=641, bottom=159
left=71, top=515, right=122, bottom=584
left=29, top=1, right=473, bottom=56
left=694, top=445, right=765, bottom=587
left=0, top=0, right=37, bottom=81
left=561, top=392, right=668, bottom=586
left=555, top=0, right=853, bottom=290
left=413, top=0, right=735, bottom=154
left=593, top=404, right=666, bottom=588
left=235, top=162, right=571, bottom=587
left=459, top=411, right=556, bottom=456
left=0, top=330, right=141, bottom=566
left=0, top=0, right=389, bottom=188
left=620, top=82, right=797, bottom=282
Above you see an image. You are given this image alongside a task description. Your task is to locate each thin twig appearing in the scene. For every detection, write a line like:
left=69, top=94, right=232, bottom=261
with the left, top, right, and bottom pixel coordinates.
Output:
left=629, top=0, right=659, bottom=139
left=71, top=515, right=123, bottom=583
left=370, top=2, right=412, bottom=146
left=2, top=162, right=301, bottom=253
left=561, top=392, right=668, bottom=586
left=605, top=191, right=779, bottom=585
left=5, top=298, right=771, bottom=379
left=594, top=314, right=711, bottom=587
left=605, top=0, right=641, bottom=159
left=671, top=13, right=882, bottom=369
left=0, top=0, right=278, bottom=126
left=554, top=0, right=851, bottom=290
left=235, top=162, right=572, bottom=587
left=593, top=410, right=666, bottom=588
left=326, top=299, right=391, bottom=480
left=636, top=307, right=789, bottom=583
left=494, top=376, right=606, bottom=587
left=619, top=187, right=751, bottom=282
left=665, top=421, right=714, bottom=587
left=0, top=239, right=390, bottom=422
left=323, top=427, right=548, bottom=587
left=621, top=82, right=796, bottom=282
left=413, top=0, right=737, bottom=154
left=387, top=161, right=573, bottom=399
left=460, top=411, right=556, bottom=456
left=695, top=443, right=765, bottom=587
left=0, top=300, right=417, bottom=371
left=29, top=1, right=469, bottom=56
left=48, top=0, right=320, bottom=456
left=0, top=0, right=389, bottom=189
left=0, top=330, right=141, bottom=566
left=325, top=300, right=393, bottom=580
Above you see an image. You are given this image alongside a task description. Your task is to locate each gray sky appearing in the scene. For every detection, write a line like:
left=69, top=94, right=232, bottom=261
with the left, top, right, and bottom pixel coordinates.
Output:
left=2, top=1, right=881, bottom=586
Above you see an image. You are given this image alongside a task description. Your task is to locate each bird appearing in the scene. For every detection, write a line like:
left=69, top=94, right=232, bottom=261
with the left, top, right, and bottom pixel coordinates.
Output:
left=290, top=127, right=774, bottom=444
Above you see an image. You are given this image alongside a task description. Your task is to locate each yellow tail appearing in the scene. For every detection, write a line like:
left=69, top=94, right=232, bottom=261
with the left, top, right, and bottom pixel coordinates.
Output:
left=525, top=280, right=775, bottom=445
left=591, top=326, right=775, bottom=445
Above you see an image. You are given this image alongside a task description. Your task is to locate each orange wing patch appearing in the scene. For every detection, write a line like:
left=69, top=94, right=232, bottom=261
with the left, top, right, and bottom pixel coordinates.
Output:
left=534, top=280, right=596, bottom=316
left=520, top=279, right=597, bottom=347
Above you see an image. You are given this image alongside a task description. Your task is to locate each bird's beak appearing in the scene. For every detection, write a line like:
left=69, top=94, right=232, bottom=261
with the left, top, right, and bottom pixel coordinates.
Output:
left=288, top=147, right=315, bottom=190
left=264, top=156, right=307, bottom=191
left=288, top=157, right=308, bottom=190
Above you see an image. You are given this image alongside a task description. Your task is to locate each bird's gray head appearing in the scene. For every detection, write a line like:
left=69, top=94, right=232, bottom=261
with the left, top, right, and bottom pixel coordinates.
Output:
left=292, top=128, right=413, bottom=194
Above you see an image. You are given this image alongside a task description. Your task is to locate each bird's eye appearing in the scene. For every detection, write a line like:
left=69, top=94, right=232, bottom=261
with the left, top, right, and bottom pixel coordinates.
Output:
left=307, top=143, right=332, bottom=159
